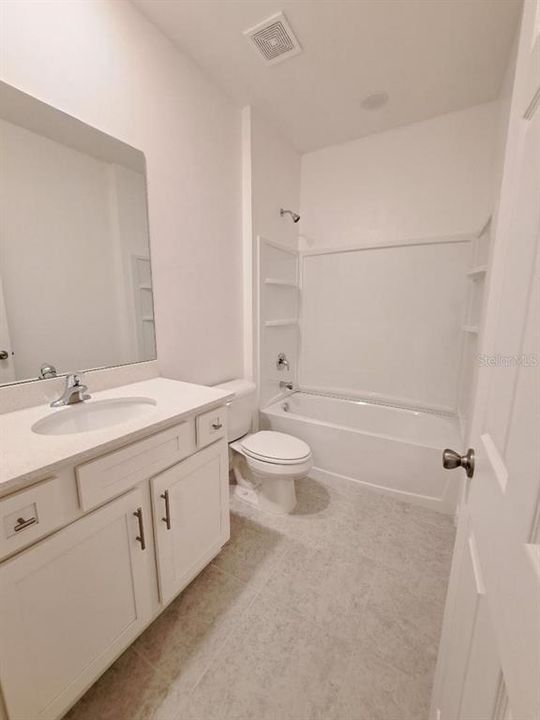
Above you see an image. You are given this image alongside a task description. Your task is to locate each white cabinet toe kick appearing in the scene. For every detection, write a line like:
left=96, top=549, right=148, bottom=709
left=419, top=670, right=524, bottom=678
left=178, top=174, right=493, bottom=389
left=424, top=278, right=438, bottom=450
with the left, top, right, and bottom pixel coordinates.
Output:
left=0, top=405, right=230, bottom=720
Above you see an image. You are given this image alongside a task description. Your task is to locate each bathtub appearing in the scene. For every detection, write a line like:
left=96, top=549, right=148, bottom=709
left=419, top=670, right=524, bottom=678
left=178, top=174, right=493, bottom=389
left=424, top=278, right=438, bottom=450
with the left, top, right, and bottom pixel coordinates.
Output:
left=260, top=392, right=462, bottom=515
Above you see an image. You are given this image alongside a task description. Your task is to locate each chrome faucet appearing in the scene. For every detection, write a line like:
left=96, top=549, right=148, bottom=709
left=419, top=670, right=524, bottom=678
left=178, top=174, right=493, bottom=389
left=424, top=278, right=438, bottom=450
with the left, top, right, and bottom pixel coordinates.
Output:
left=277, top=353, right=290, bottom=371
left=279, top=381, right=294, bottom=391
left=50, top=373, right=91, bottom=407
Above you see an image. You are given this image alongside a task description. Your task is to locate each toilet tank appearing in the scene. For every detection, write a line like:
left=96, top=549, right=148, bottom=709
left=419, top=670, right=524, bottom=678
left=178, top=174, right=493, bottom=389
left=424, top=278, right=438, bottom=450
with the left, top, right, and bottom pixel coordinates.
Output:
left=214, top=379, right=256, bottom=442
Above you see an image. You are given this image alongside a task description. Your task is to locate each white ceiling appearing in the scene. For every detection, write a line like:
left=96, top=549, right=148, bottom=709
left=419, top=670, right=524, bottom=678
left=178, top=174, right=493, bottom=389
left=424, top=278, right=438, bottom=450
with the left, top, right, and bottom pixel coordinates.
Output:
left=133, top=0, right=522, bottom=153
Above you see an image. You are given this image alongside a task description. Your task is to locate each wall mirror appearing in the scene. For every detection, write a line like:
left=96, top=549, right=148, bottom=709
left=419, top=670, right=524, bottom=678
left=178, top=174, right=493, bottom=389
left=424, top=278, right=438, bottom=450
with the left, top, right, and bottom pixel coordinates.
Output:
left=0, top=82, right=156, bottom=386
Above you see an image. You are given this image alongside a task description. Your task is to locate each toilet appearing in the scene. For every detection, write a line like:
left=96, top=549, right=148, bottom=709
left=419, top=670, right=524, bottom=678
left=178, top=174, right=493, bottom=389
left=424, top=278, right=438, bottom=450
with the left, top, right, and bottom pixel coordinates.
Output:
left=215, top=379, right=312, bottom=514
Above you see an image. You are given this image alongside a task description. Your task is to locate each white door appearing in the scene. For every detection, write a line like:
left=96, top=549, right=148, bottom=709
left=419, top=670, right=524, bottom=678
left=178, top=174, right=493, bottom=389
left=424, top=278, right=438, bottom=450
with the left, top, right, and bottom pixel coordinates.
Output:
left=431, top=2, right=540, bottom=719
left=0, top=488, right=153, bottom=720
left=152, top=442, right=230, bottom=606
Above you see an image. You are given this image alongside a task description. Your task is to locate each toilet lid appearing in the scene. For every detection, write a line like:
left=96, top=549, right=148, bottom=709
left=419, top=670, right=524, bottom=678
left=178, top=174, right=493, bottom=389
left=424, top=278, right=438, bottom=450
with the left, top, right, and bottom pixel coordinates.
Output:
left=240, top=431, right=311, bottom=463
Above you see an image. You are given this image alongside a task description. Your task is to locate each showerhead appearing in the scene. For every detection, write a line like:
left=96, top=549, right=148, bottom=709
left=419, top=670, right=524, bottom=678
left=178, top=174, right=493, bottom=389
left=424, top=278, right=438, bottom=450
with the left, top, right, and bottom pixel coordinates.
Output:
left=280, top=208, right=301, bottom=223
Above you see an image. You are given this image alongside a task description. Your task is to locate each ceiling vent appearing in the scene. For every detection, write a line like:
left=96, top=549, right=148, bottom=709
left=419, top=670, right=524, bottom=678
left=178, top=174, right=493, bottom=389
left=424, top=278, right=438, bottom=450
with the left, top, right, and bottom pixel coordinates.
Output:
left=244, top=12, right=301, bottom=66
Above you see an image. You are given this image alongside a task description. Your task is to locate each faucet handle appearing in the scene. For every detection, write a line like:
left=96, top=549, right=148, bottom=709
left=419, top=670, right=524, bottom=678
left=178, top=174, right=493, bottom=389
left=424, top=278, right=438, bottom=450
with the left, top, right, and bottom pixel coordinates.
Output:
left=50, top=371, right=90, bottom=407
left=66, top=372, right=85, bottom=386
left=66, top=372, right=90, bottom=398
left=277, top=353, right=290, bottom=370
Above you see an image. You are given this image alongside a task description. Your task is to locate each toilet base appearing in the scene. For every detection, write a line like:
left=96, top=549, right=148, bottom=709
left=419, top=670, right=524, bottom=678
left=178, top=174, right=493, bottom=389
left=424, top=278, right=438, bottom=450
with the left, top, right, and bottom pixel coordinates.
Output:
left=233, top=478, right=297, bottom=514
left=231, top=453, right=297, bottom=514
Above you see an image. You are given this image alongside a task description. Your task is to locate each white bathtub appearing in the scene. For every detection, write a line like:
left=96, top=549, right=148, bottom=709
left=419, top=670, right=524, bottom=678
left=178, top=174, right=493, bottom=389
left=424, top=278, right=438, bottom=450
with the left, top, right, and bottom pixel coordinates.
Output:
left=260, top=392, right=462, bottom=514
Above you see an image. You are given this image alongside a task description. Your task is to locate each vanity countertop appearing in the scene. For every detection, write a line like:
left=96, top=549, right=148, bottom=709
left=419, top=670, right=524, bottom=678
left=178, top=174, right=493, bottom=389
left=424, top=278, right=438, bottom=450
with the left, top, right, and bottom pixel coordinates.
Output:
left=0, top=377, right=233, bottom=497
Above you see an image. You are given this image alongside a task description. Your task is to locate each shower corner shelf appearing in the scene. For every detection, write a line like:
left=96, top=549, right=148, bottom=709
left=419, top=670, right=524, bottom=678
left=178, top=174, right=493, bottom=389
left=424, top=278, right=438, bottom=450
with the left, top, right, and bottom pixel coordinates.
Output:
left=462, top=324, right=480, bottom=334
left=264, top=278, right=299, bottom=289
left=466, top=265, right=488, bottom=279
left=264, top=319, right=298, bottom=327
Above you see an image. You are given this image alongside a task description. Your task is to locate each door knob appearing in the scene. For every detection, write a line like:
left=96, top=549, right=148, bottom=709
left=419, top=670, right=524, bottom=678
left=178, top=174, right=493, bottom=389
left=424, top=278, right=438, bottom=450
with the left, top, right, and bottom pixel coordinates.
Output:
left=442, top=448, right=475, bottom=478
left=0, top=350, right=8, bottom=360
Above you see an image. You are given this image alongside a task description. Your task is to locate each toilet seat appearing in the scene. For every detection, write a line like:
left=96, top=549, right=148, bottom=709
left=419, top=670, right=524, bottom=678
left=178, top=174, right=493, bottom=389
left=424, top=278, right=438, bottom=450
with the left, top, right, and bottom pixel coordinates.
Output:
left=239, top=431, right=311, bottom=466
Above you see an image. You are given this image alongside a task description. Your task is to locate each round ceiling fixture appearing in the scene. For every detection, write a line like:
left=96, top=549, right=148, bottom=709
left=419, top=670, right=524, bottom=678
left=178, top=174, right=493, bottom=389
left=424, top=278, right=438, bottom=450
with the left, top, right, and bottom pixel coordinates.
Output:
left=360, top=92, right=389, bottom=111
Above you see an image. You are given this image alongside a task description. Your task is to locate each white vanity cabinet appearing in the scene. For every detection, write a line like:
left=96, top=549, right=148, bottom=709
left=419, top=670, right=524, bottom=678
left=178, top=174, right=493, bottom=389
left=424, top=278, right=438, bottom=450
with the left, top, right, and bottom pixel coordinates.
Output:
left=152, top=441, right=229, bottom=605
left=0, top=487, right=153, bottom=720
left=0, top=397, right=230, bottom=720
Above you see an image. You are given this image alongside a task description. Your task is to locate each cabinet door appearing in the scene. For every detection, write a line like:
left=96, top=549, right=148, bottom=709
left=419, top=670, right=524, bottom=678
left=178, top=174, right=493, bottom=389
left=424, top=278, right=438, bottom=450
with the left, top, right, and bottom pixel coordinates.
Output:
left=152, top=441, right=230, bottom=605
left=0, top=488, right=153, bottom=720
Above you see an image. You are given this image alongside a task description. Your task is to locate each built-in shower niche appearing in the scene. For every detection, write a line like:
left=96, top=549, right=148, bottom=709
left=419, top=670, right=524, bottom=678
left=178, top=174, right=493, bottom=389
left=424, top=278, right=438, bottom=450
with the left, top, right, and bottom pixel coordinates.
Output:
left=458, top=218, right=491, bottom=435
left=258, top=238, right=299, bottom=407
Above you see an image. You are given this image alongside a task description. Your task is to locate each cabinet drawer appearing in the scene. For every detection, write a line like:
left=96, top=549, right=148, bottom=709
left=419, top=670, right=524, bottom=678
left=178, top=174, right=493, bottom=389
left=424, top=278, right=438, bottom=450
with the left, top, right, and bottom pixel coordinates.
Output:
left=76, top=420, right=196, bottom=510
left=0, top=476, right=72, bottom=561
left=196, top=406, right=227, bottom=448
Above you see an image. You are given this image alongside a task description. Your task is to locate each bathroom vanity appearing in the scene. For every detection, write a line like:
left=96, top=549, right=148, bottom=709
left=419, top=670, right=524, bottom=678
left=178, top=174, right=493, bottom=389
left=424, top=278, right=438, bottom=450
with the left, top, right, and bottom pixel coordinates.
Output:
left=0, top=377, right=232, bottom=720
left=0, top=80, right=234, bottom=720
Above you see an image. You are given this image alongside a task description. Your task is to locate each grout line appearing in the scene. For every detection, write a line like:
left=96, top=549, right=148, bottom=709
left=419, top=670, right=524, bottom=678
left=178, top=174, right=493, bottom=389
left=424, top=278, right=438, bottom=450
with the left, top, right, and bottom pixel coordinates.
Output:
left=130, top=639, right=162, bottom=673
left=132, top=563, right=264, bottom=682
left=187, top=623, right=239, bottom=694
left=388, top=492, right=456, bottom=529
left=186, top=552, right=291, bottom=696
left=187, top=575, right=268, bottom=695
left=356, top=564, right=442, bottom=686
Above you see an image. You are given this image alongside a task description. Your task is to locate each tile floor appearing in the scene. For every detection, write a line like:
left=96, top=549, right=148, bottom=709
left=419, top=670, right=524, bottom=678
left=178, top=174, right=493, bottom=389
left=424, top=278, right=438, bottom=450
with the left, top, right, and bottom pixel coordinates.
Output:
left=66, top=475, right=456, bottom=720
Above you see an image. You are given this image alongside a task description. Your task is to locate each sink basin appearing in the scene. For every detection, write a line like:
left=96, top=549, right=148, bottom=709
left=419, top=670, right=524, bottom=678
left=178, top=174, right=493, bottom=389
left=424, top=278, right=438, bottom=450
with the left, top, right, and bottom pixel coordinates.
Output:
left=31, top=397, right=157, bottom=436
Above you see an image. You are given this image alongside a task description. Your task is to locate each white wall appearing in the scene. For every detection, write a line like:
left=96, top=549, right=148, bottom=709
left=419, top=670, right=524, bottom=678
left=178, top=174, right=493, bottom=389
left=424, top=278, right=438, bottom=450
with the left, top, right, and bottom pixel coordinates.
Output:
left=300, top=103, right=498, bottom=250
left=456, top=34, right=519, bottom=436
left=457, top=26, right=519, bottom=445
left=298, top=103, right=499, bottom=411
left=241, top=109, right=301, bottom=405
left=0, top=0, right=243, bottom=387
left=251, top=110, right=301, bottom=251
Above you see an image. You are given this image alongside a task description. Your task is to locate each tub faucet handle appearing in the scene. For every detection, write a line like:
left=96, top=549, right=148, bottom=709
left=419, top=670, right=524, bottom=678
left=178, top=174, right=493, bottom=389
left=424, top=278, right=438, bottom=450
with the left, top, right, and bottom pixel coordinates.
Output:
left=277, top=353, right=290, bottom=371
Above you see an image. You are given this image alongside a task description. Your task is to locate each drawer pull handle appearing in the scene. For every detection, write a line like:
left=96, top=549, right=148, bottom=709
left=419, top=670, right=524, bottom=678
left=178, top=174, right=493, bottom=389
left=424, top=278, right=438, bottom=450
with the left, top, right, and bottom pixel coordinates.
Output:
left=133, top=507, right=146, bottom=550
left=212, top=422, right=223, bottom=430
left=161, top=490, right=171, bottom=530
left=14, top=516, right=38, bottom=532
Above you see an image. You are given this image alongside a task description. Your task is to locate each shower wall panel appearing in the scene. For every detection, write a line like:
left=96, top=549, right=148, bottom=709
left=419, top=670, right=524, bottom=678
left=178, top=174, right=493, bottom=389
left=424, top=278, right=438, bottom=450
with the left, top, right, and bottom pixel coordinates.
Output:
left=300, top=241, right=468, bottom=412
